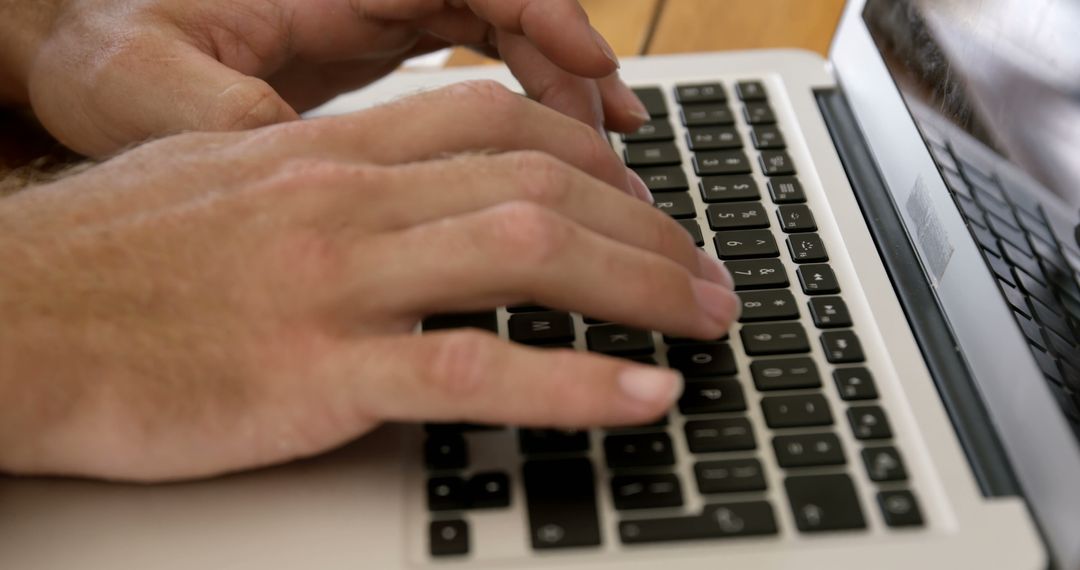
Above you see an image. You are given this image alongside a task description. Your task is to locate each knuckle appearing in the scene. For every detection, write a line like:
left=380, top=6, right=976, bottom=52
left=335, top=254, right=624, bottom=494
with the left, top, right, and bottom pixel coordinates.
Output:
left=451, top=79, right=520, bottom=119
left=214, top=78, right=291, bottom=131
left=506, top=152, right=571, bottom=206
left=487, top=201, right=571, bottom=265
left=427, top=331, right=495, bottom=399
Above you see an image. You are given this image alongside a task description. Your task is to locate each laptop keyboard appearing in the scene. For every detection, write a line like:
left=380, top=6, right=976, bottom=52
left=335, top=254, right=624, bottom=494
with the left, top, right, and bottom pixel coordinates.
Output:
left=922, top=137, right=1080, bottom=429
left=419, top=79, right=924, bottom=560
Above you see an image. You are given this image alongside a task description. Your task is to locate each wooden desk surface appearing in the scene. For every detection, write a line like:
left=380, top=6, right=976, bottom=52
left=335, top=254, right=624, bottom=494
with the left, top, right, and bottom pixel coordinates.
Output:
left=0, top=0, right=844, bottom=182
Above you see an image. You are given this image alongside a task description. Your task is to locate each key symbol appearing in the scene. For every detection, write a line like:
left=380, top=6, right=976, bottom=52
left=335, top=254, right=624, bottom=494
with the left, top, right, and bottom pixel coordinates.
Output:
left=532, top=321, right=552, bottom=332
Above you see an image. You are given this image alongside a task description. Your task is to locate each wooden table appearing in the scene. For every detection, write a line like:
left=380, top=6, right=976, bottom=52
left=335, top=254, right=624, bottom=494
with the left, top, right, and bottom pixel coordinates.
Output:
left=0, top=0, right=844, bottom=186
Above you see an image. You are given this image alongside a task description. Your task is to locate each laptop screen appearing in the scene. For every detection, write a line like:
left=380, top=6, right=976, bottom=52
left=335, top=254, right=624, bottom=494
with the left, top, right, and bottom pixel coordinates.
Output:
left=862, top=0, right=1080, bottom=208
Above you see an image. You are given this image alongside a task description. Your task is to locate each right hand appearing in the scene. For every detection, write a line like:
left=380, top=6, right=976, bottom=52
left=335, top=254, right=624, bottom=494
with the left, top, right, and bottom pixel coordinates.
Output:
left=0, top=81, right=737, bottom=483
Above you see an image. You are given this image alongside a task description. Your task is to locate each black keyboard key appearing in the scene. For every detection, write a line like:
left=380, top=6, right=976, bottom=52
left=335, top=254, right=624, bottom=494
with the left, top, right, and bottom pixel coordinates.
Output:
left=787, top=234, right=829, bottom=263
left=694, top=150, right=752, bottom=175
left=523, top=458, right=602, bottom=549
left=726, top=259, right=789, bottom=289
left=773, top=433, right=845, bottom=468
left=681, top=104, right=735, bottom=126
left=834, top=367, right=878, bottom=400
left=611, top=474, right=683, bottom=510
left=625, top=142, right=681, bottom=167
left=508, top=311, right=575, bottom=345
left=679, top=380, right=747, bottom=415
left=634, top=166, right=689, bottom=192
left=653, top=192, right=697, bottom=219
left=862, top=447, right=907, bottom=482
left=714, top=229, right=780, bottom=259
left=809, top=297, right=852, bottom=328
left=878, top=490, right=923, bottom=527
left=736, top=80, right=768, bottom=101
left=632, top=87, right=668, bottom=118
left=685, top=417, right=756, bottom=453
left=687, top=126, right=742, bottom=150
left=750, top=357, right=821, bottom=390
left=587, top=324, right=655, bottom=356
left=737, top=290, right=799, bottom=322
left=428, top=476, right=468, bottom=511
left=1030, top=296, right=1075, bottom=341
left=1015, top=266, right=1056, bottom=308
left=785, top=474, right=866, bottom=532
left=1002, top=241, right=1047, bottom=287
left=821, top=330, right=865, bottom=363
left=762, top=394, right=833, bottom=428
left=667, top=343, right=737, bottom=377
left=797, top=264, right=840, bottom=295
left=679, top=219, right=704, bottom=246
left=743, top=102, right=776, bottom=124
left=776, top=204, right=816, bottom=232
left=759, top=150, right=796, bottom=176
left=848, top=406, right=892, bottom=440
left=468, top=472, right=511, bottom=509
left=750, top=125, right=786, bottom=149
left=676, top=82, right=727, bottom=104
left=983, top=249, right=1017, bottom=286
left=999, top=279, right=1032, bottom=318
left=425, top=434, right=468, bottom=470
left=768, top=176, right=806, bottom=203
left=424, top=422, right=501, bottom=434
left=422, top=311, right=498, bottom=333
left=622, top=119, right=674, bottom=142
left=699, top=175, right=760, bottom=202
left=519, top=429, right=590, bottom=455
left=695, top=459, right=767, bottom=493
left=987, top=213, right=1032, bottom=255
left=430, top=520, right=469, bottom=557
left=619, top=502, right=777, bottom=544
left=741, top=323, right=811, bottom=355
left=605, top=433, right=676, bottom=468
left=706, top=202, right=770, bottom=230
left=506, top=304, right=551, bottom=313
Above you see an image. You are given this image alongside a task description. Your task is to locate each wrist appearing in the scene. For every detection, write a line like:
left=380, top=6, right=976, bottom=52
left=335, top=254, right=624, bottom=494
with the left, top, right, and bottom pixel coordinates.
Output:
left=0, top=0, right=64, bottom=106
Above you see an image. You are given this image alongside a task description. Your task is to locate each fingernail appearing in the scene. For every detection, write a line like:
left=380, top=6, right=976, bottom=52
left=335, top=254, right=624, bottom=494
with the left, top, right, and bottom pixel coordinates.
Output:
left=592, top=28, right=620, bottom=69
left=623, top=87, right=651, bottom=123
left=626, top=167, right=654, bottom=204
left=618, top=367, right=683, bottom=405
left=696, top=249, right=734, bottom=289
left=691, top=278, right=740, bottom=326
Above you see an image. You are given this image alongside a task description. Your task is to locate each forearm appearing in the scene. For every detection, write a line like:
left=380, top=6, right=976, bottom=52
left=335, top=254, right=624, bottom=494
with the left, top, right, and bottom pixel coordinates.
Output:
left=0, top=0, right=63, bottom=105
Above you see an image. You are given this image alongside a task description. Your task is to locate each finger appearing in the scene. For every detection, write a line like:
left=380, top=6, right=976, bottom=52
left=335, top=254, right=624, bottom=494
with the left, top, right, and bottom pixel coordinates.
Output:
left=350, top=202, right=738, bottom=339
left=346, top=331, right=682, bottom=427
left=597, top=72, right=653, bottom=133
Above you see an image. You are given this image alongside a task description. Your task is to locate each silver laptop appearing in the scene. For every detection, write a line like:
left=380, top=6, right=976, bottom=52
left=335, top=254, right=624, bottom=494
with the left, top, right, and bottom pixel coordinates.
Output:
left=3, top=0, right=1078, bottom=567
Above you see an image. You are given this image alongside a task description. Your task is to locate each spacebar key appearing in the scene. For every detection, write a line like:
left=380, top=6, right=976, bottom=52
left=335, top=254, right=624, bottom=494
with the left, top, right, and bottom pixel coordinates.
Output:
left=523, top=458, right=602, bottom=549
left=620, top=502, right=777, bottom=544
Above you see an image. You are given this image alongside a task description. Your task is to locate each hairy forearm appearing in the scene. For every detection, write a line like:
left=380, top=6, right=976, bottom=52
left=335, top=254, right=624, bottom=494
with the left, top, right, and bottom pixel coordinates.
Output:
left=0, top=0, right=63, bottom=105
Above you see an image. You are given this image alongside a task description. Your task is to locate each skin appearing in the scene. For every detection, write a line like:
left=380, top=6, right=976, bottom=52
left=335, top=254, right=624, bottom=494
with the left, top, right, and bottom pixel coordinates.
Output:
left=0, top=82, right=739, bottom=482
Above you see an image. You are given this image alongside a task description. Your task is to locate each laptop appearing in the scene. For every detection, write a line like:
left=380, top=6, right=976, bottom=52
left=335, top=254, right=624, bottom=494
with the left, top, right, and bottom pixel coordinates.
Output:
left=3, top=0, right=1078, bottom=567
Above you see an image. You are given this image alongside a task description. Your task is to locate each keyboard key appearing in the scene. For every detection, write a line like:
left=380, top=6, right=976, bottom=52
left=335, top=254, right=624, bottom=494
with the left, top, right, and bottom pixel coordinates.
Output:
left=1030, top=296, right=1075, bottom=341
left=653, top=192, right=697, bottom=219
left=759, top=150, right=796, bottom=176
left=787, top=233, right=829, bottom=263
left=676, top=82, right=727, bottom=104
left=714, top=229, right=779, bottom=259
left=625, top=142, right=681, bottom=167
left=632, top=87, right=668, bottom=118
left=751, top=125, right=786, bottom=149
left=877, top=490, right=923, bottom=527
left=750, top=357, right=821, bottom=390
left=848, top=406, right=892, bottom=439
left=737, top=290, right=799, bottom=322
left=768, top=176, right=806, bottom=203
left=706, top=202, right=770, bottom=230
left=776, top=204, right=817, bottom=232
left=1002, top=242, right=1047, bottom=287
left=785, top=474, right=866, bottom=532
left=428, top=476, right=468, bottom=511
left=667, top=343, right=737, bottom=377
left=694, top=150, right=752, bottom=175
left=425, top=434, right=468, bottom=470
left=699, top=175, right=760, bottom=202
left=634, top=166, right=689, bottom=192
left=611, top=474, right=683, bottom=510
left=424, top=422, right=501, bottom=434
left=741, top=323, right=811, bottom=355
left=736, top=80, right=768, bottom=101
left=833, top=367, right=878, bottom=400
left=430, top=520, right=469, bottom=557
left=679, top=219, right=704, bottom=246
left=987, top=213, right=1032, bottom=255
left=809, top=297, right=852, bottom=328
left=422, top=311, right=498, bottom=333
left=862, top=447, right=907, bottom=482
left=508, top=311, right=575, bottom=345
left=681, top=104, right=735, bottom=126
left=519, top=429, right=590, bottom=455
left=685, top=417, right=756, bottom=453
left=523, top=458, right=602, bottom=549
left=679, top=380, right=747, bottom=415
left=467, top=472, right=511, bottom=509
left=762, top=394, right=832, bottom=429
left=773, top=433, right=845, bottom=468
left=605, top=433, right=676, bottom=468
left=797, top=264, right=840, bottom=294
left=623, top=119, right=675, bottom=142
left=586, top=324, right=655, bottom=356
left=821, top=330, right=865, bottom=363
left=726, top=259, right=789, bottom=289
left=619, top=502, right=777, bottom=544
left=506, top=304, right=550, bottom=313
left=687, top=126, right=742, bottom=150
left=743, top=102, right=776, bottom=124
left=695, top=459, right=767, bottom=493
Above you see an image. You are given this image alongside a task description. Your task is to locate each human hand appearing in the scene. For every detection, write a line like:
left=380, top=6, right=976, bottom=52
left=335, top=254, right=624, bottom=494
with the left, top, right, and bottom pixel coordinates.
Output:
left=12, top=0, right=649, bottom=155
left=0, top=82, right=735, bottom=482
